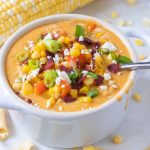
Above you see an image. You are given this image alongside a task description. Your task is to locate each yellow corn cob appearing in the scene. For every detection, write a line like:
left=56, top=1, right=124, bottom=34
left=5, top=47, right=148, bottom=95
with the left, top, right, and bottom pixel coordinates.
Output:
left=0, top=0, right=94, bottom=46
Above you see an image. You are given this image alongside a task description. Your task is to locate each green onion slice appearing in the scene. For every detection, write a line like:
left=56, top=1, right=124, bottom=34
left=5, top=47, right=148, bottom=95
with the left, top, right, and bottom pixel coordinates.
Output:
left=75, top=25, right=85, bottom=37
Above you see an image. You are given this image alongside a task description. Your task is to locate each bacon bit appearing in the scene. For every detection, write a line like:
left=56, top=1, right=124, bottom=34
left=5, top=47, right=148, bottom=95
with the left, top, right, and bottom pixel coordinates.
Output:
left=26, top=99, right=32, bottom=104
left=75, top=37, right=94, bottom=46
left=41, top=33, right=48, bottom=39
left=46, top=51, right=54, bottom=57
left=42, top=59, right=55, bottom=71
left=84, top=65, right=91, bottom=71
left=59, top=65, right=71, bottom=73
left=95, top=75, right=104, bottom=86
left=63, top=95, right=77, bottom=103
left=20, top=58, right=28, bottom=65
left=108, top=63, right=120, bottom=73
left=77, top=75, right=86, bottom=85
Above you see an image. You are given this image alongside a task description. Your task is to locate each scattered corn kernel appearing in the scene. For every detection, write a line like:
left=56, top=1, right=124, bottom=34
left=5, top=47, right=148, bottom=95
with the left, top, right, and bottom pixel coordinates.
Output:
left=70, top=89, right=78, bottom=98
left=143, top=18, right=150, bottom=27
left=79, top=96, right=92, bottom=103
left=46, top=97, right=56, bottom=108
left=134, top=38, right=144, bottom=46
left=95, top=32, right=104, bottom=38
left=40, top=50, right=46, bottom=57
left=64, top=37, right=70, bottom=45
left=31, top=51, right=40, bottom=59
left=70, top=47, right=80, bottom=57
left=21, top=81, right=33, bottom=95
left=83, top=76, right=94, bottom=86
left=111, top=11, right=119, bottom=19
left=138, top=54, right=146, bottom=60
left=99, top=39, right=107, bottom=44
left=118, top=19, right=127, bottom=27
left=13, top=82, right=22, bottom=91
left=127, top=0, right=137, bottom=5
left=83, top=145, right=103, bottom=150
left=22, top=65, right=30, bottom=74
left=79, top=86, right=89, bottom=94
left=112, top=135, right=123, bottom=144
left=132, top=92, right=141, bottom=102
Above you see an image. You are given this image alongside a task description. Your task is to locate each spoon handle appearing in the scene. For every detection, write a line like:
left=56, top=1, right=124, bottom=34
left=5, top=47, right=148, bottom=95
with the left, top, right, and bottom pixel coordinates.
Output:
left=121, top=62, right=150, bottom=70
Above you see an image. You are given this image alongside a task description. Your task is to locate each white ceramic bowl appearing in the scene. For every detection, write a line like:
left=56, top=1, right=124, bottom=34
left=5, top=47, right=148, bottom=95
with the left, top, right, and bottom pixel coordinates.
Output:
left=0, top=14, right=150, bottom=148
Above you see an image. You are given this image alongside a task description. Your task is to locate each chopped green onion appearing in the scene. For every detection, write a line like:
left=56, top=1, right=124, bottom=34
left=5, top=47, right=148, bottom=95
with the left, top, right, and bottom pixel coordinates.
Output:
left=44, top=70, right=58, bottom=88
left=118, top=55, right=132, bottom=64
left=75, top=25, right=85, bottom=37
left=87, top=88, right=99, bottom=98
left=69, top=69, right=81, bottom=82
left=28, top=59, right=39, bottom=70
left=100, top=48, right=110, bottom=55
left=44, top=39, right=60, bottom=53
left=87, top=72, right=98, bottom=79
left=111, top=52, right=118, bottom=60
left=17, top=52, right=28, bottom=62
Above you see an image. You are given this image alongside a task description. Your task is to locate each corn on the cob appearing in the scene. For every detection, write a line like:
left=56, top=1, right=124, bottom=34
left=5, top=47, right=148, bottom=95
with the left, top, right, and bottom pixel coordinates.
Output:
left=0, top=0, right=94, bottom=46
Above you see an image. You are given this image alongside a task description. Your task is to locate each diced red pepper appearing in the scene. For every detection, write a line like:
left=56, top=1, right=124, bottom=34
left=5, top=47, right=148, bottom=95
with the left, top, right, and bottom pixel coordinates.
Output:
left=34, top=80, right=47, bottom=95
left=60, top=80, right=71, bottom=97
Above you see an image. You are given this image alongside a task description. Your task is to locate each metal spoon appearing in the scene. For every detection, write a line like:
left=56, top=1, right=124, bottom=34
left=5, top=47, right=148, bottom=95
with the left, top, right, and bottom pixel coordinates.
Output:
left=121, top=62, right=150, bottom=70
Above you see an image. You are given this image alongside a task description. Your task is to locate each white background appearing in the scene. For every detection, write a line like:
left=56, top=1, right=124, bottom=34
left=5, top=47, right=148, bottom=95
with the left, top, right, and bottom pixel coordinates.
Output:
left=0, top=0, right=150, bottom=149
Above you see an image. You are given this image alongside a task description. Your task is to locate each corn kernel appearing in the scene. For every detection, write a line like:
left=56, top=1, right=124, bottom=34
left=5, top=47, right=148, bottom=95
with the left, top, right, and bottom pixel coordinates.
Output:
left=35, top=40, right=46, bottom=52
left=73, top=42, right=83, bottom=50
left=70, top=47, right=80, bottom=57
left=22, top=65, right=30, bottom=74
left=132, top=92, right=141, bottom=102
left=79, top=96, right=92, bottom=103
left=83, top=77, right=94, bottom=86
left=70, top=89, right=78, bottom=98
left=49, top=86, right=61, bottom=99
left=31, top=51, right=40, bottom=59
left=46, top=97, right=56, bottom=108
left=95, top=32, right=104, bottom=38
left=57, top=36, right=65, bottom=43
left=40, top=50, right=46, bottom=57
left=112, top=135, right=123, bottom=144
left=127, top=0, right=137, bottom=5
left=79, top=86, right=89, bottom=94
left=83, top=145, right=103, bottom=150
left=134, top=38, right=144, bottom=46
left=111, top=11, right=119, bottom=19
left=138, top=54, right=146, bottom=60
left=64, top=37, right=70, bottom=45
left=99, top=39, right=106, bottom=44
left=21, top=81, right=33, bottom=95
left=12, top=82, right=22, bottom=91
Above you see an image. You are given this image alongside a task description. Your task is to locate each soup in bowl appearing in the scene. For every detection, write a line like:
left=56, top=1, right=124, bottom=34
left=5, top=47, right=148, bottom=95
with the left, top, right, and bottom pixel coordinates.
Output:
left=0, top=14, right=142, bottom=148
left=6, top=19, right=132, bottom=112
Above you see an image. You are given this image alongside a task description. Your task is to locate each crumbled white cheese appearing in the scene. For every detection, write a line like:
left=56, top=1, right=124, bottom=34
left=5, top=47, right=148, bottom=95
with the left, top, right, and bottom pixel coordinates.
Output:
left=101, top=42, right=117, bottom=52
left=56, top=70, right=71, bottom=84
left=112, top=84, right=118, bottom=89
left=112, top=60, right=117, bottom=64
left=89, top=49, right=92, bottom=52
left=26, top=68, right=40, bottom=81
left=47, top=56, right=51, bottom=60
left=109, top=80, right=115, bottom=85
left=44, top=33, right=53, bottom=40
left=55, top=77, right=61, bottom=85
left=53, top=54, right=60, bottom=64
left=82, top=70, right=88, bottom=76
left=24, top=46, right=28, bottom=51
left=94, top=52, right=101, bottom=60
left=15, top=78, right=22, bottom=83
left=64, top=48, right=70, bottom=56
left=27, top=40, right=35, bottom=49
left=79, top=36, right=84, bottom=42
left=46, top=100, right=51, bottom=108
left=104, top=72, right=111, bottom=80
left=21, top=75, right=27, bottom=82
left=99, top=85, right=108, bottom=90
left=61, top=84, right=65, bottom=88
left=81, top=49, right=85, bottom=54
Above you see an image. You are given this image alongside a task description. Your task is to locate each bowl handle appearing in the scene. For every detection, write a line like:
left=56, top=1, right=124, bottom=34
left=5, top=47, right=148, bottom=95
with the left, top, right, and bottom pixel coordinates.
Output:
left=0, top=85, right=22, bottom=111
left=122, top=27, right=150, bottom=62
